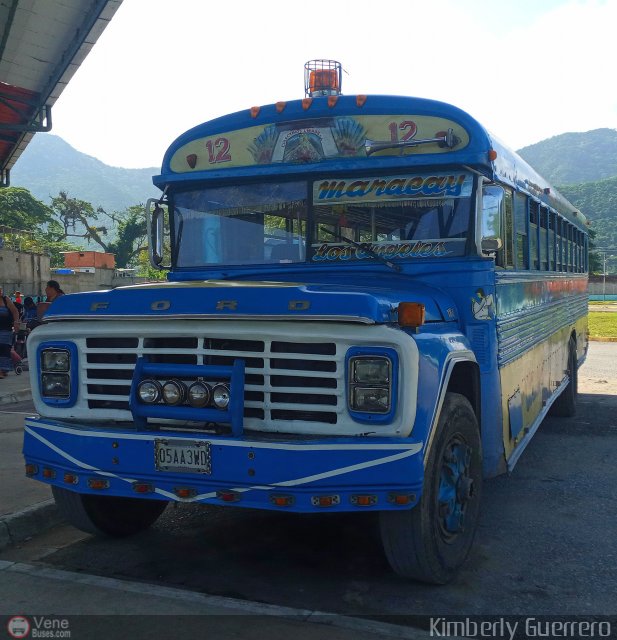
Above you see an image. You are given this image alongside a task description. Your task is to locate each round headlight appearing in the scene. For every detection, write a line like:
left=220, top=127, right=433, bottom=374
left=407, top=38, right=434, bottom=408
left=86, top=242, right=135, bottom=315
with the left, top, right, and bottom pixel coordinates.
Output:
left=137, top=379, right=162, bottom=404
left=162, top=380, right=187, bottom=405
left=188, top=381, right=211, bottom=407
left=212, top=383, right=230, bottom=409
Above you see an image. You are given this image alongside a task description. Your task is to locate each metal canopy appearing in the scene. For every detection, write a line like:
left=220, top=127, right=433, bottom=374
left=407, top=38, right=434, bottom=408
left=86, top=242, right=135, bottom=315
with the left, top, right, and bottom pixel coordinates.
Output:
left=0, top=0, right=123, bottom=187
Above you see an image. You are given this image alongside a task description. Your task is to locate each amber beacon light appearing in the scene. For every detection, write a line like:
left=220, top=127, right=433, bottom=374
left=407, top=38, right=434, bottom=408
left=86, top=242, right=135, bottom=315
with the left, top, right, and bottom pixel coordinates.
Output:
left=304, top=59, right=342, bottom=97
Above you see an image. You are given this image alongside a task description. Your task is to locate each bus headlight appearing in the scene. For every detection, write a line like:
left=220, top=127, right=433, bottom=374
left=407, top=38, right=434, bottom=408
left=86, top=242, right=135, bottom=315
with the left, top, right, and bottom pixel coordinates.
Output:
left=347, top=350, right=397, bottom=421
left=212, top=383, right=230, bottom=409
left=137, top=379, right=162, bottom=404
left=41, top=349, right=70, bottom=372
left=41, top=373, right=71, bottom=397
left=162, top=380, right=187, bottom=405
left=38, top=343, right=78, bottom=406
left=188, top=381, right=211, bottom=407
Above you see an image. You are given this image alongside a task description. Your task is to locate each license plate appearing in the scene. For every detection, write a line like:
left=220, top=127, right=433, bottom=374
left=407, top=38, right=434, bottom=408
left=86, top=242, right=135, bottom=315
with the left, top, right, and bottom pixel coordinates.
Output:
left=154, top=438, right=212, bottom=474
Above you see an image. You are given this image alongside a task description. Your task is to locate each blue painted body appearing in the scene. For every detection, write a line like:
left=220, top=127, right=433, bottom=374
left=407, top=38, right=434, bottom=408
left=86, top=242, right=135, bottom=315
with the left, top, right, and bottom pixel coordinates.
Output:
left=23, top=93, right=587, bottom=513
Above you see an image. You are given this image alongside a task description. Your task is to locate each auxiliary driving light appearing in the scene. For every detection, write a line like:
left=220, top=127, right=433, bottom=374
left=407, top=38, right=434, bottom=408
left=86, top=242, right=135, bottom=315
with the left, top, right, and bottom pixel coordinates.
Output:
left=162, top=380, right=187, bottom=405
left=137, top=379, right=162, bottom=404
left=212, top=383, right=230, bottom=409
left=187, top=381, right=211, bottom=407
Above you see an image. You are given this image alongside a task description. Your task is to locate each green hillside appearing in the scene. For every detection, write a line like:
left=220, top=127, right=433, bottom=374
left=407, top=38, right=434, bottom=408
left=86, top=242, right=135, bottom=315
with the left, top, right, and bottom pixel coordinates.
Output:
left=10, top=134, right=159, bottom=213
left=518, top=128, right=617, bottom=185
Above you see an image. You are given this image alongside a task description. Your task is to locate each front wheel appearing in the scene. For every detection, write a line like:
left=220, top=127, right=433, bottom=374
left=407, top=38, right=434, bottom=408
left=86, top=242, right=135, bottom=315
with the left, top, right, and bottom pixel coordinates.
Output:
left=380, top=392, right=482, bottom=584
left=52, top=486, right=168, bottom=537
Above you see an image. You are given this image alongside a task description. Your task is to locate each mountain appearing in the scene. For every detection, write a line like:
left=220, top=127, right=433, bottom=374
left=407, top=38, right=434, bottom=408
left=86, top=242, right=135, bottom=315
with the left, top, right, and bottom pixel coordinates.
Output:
left=517, top=128, right=617, bottom=186
left=10, top=133, right=160, bottom=213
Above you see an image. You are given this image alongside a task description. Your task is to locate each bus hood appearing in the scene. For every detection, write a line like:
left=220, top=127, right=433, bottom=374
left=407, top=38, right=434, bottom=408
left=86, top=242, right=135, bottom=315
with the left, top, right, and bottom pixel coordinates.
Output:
left=42, top=279, right=457, bottom=324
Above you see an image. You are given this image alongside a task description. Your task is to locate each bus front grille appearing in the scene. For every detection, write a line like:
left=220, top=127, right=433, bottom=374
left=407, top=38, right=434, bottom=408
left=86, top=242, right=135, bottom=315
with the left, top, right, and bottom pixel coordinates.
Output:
left=83, top=335, right=341, bottom=427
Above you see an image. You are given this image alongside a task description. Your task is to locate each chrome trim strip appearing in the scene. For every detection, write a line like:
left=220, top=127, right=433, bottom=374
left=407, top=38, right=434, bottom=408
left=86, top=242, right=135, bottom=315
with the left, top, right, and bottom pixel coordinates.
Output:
left=43, top=314, right=376, bottom=324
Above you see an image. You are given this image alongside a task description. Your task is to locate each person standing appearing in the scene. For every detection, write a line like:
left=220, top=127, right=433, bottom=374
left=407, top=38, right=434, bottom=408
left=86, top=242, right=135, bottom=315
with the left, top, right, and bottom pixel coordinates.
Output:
left=0, top=287, right=20, bottom=378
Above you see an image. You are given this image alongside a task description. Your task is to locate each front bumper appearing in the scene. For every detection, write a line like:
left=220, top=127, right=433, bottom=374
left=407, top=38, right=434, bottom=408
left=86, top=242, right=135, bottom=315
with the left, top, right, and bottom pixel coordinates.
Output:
left=23, top=417, right=424, bottom=513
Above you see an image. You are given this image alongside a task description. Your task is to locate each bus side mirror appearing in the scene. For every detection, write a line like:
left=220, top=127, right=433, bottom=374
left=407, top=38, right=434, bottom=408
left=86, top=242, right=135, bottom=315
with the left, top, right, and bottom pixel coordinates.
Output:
left=481, top=237, right=503, bottom=254
left=146, top=198, right=169, bottom=269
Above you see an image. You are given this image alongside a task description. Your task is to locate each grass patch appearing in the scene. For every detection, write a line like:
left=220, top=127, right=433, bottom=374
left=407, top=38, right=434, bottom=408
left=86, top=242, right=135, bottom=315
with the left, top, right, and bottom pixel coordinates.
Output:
left=588, top=311, right=617, bottom=338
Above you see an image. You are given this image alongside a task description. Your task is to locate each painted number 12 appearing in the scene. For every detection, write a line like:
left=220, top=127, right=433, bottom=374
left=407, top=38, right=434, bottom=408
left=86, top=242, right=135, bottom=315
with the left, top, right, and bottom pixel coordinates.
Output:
left=205, top=137, right=231, bottom=163
left=388, top=121, right=418, bottom=142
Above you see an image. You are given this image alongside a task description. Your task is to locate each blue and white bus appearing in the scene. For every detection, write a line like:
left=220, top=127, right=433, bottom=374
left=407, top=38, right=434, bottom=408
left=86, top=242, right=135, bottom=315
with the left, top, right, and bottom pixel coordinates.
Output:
left=23, top=61, right=588, bottom=583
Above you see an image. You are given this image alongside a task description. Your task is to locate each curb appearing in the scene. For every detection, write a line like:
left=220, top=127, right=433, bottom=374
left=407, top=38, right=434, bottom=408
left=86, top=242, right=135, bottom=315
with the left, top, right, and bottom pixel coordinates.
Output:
left=0, top=500, right=64, bottom=551
left=0, top=388, right=31, bottom=406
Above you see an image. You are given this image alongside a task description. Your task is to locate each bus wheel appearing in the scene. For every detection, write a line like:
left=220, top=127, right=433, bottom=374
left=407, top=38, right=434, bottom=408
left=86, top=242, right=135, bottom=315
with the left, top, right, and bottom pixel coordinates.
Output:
left=52, top=486, right=167, bottom=537
left=549, top=337, right=577, bottom=418
left=379, top=392, right=482, bottom=584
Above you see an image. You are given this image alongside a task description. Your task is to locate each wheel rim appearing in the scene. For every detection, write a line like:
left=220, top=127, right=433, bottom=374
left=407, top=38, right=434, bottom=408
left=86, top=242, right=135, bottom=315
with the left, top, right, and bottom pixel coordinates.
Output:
left=437, top=436, right=475, bottom=539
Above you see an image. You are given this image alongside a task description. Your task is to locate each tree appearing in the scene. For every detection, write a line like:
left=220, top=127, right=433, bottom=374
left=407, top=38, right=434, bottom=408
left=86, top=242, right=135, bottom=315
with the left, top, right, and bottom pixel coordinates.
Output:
left=49, top=192, right=150, bottom=268
left=0, top=187, right=55, bottom=229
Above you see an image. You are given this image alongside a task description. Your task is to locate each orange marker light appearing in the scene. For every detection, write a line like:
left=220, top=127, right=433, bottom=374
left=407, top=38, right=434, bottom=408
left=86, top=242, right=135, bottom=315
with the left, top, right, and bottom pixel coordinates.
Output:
left=42, top=468, right=56, bottom=479
left=217, top=490, right=240, bottom=502
left=88, top=478, right=110, bottom=490
left=270, top=495, right=294, bottom=507
left=398, top=302, right=425, bottom=328
left=25, top=463, right=38, bottom=476
left=356, top=95, right=367, bottom=107
left=488, top=149, right=498, bottom=161
left=132, top=482, right=154, bottom=494
left=327, top=95, right=339, bottom=108
left=63, top=473, right=79, bottom=485
left=388, top=492, right=416, bottom=506
left=175, top=487, right=197, bottom=499
left=275, top=101, right=286, bottom=113
left=302, top=98, right=313, bottom=110
left=351, top=494, right=377, bottom=507
left=250, top=106, right=260, bottom=118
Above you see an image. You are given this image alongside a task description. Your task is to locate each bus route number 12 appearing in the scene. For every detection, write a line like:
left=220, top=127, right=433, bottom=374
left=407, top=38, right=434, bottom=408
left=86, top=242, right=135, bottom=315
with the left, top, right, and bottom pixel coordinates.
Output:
left=205, top=137, right=232, bottom=164
left=388, top=120, right=417, bottom=142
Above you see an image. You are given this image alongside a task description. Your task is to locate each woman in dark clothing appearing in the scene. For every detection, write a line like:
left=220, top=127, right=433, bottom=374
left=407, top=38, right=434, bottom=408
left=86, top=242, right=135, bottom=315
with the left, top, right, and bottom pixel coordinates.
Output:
left=0, top=287, right=20, bottom=378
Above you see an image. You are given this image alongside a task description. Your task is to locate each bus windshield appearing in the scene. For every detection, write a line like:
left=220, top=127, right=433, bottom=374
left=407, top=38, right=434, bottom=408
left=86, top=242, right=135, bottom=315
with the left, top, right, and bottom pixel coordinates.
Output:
left=172, top=173, right=474, bottom=269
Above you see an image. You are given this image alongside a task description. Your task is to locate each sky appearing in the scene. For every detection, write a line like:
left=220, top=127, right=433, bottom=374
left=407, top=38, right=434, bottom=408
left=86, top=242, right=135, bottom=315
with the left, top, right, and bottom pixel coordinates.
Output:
left=50, top=0, right=617, bottom=169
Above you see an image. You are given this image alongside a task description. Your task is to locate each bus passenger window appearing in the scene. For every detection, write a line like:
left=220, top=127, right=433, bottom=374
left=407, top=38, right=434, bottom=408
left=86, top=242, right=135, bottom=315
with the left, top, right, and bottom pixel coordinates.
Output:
left=529, top=201, right=539, bottom=270
left=514, top=192, right=528, bottom=269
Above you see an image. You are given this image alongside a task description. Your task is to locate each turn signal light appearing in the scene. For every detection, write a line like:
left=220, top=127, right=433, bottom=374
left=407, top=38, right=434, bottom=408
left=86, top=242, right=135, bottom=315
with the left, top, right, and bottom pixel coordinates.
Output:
left=398, top=302, right=425, bottom=328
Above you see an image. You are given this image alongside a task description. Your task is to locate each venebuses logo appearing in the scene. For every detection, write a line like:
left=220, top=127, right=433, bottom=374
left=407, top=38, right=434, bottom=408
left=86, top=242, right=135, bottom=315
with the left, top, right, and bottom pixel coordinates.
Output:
left=7, top=616, right=30, bottom=639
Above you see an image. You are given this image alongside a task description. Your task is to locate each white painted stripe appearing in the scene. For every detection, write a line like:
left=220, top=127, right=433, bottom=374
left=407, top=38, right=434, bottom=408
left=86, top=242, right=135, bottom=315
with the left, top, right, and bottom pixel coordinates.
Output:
left=25, top=419, right=422, bottom=453
left=25, top=426, right=419, bottom=504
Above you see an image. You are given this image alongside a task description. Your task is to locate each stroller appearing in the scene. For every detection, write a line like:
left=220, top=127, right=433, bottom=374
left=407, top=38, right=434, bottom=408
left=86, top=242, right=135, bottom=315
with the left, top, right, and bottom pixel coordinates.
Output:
left=11, top=322, right=29, bottom=375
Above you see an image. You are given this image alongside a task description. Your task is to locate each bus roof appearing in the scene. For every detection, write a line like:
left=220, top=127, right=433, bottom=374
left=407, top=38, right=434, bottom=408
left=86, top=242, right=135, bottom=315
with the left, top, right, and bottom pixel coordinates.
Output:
left=154, top=94, right=587, bottom=231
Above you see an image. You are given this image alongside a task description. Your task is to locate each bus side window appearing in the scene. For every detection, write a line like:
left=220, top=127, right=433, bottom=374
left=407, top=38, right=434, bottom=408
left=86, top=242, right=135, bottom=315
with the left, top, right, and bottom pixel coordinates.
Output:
left=514, top=192, right=528, bottom=269
left=529, top=201, right=539, bottom=270
left=481, top=185, right=513, bottom=268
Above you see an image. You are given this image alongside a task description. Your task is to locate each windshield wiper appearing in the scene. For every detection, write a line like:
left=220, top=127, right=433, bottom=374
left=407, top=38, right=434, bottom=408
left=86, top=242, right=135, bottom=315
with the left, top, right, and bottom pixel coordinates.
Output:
left=320, top=228, right=401, bottom=273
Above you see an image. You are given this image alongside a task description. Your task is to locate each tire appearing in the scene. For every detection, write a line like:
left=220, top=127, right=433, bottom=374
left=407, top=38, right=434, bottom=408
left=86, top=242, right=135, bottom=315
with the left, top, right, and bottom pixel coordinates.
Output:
left=14, top=365, right=22, bottom=375
left=380, top=392, right=482, bottom=584
left=549, top=337, right=577, bottom=418
left=52, top=486, right=167, bottom=537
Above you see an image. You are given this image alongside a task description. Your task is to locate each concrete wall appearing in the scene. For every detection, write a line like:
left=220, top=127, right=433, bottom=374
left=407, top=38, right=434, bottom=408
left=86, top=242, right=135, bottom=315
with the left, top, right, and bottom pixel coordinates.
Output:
left=52, top=268, right=148, bottom=293
left=0, top=247, right=50, bottom=297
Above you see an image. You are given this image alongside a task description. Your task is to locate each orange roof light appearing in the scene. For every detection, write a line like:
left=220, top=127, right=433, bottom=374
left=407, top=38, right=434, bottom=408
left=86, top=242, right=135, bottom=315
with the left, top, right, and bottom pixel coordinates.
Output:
left=488, top=149, right=498, bottom=161
left=398, top=302, right=425, bottom=328
left=304, top=60, right=342, bottom=97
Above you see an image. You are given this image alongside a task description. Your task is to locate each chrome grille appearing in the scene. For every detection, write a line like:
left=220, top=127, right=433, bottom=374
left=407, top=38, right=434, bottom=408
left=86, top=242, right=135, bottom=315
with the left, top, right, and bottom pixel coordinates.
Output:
left=83, top=335, right=341, bottom=426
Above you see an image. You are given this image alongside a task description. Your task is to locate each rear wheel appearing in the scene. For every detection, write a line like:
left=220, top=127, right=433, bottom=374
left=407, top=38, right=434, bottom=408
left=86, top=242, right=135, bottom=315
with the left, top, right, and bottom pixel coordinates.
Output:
left=550, top=336, right=577, bottom=418
left=52, top=486, right=167, bottom=537
left=380, top=392, right=482, bottom=584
